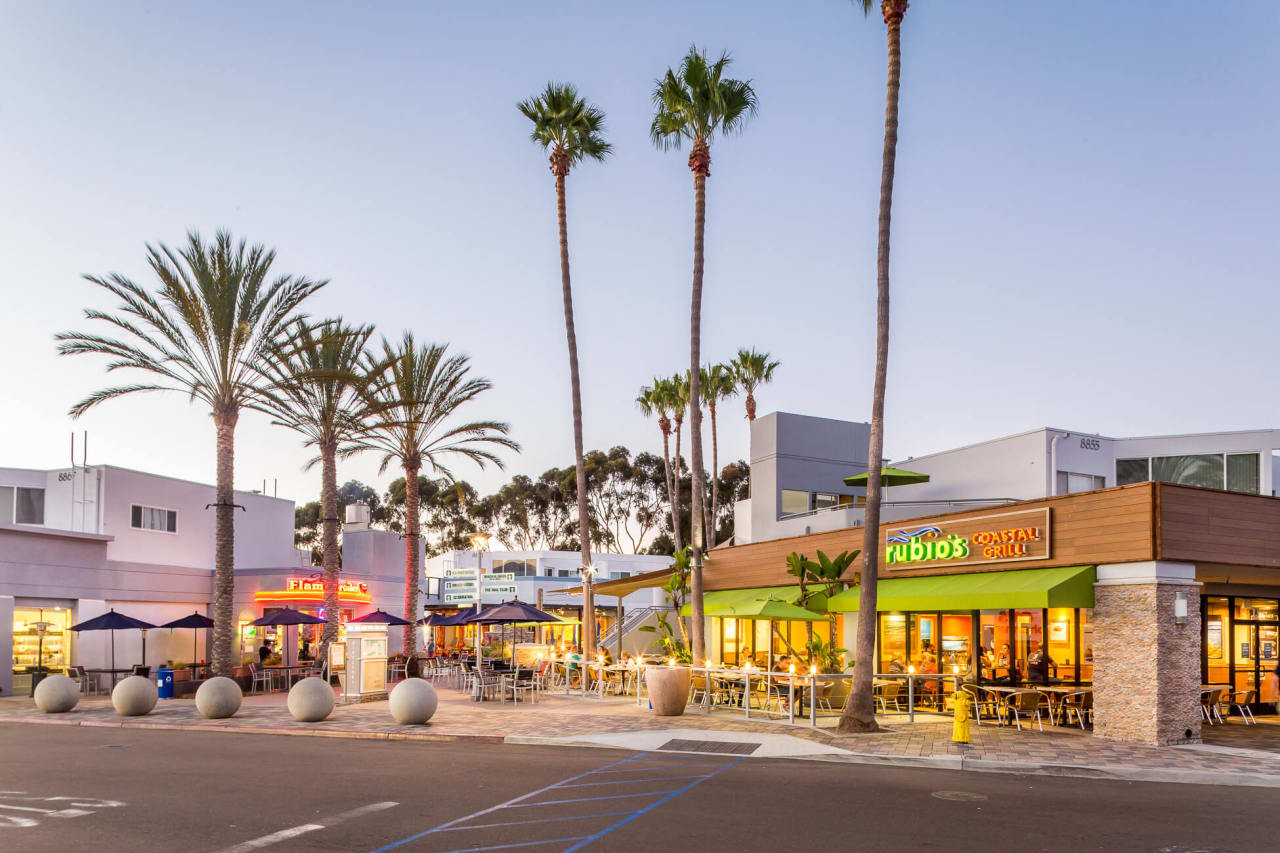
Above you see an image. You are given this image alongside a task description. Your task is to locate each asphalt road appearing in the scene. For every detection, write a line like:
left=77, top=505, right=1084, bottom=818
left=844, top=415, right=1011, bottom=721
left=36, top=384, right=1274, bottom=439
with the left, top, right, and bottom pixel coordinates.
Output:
left=0, top=723, right=1271, bottom=853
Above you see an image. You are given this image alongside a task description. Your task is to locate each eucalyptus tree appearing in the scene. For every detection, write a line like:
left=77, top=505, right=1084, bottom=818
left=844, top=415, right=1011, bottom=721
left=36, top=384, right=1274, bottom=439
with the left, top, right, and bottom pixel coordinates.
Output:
left=840, top=0, right=912, bottom=735
left=355, top=334, right=518, bottom=655
left=518, top=82, right=612, bottom=656
left=55, top=231, right=323, bottom=675
left=636, top=377, right=681, bottom=552
left=651, top=45, right=757, bottom=664
left=729, top=347, right=780, bottom=422
left=256, top=318, right=383, bottom=654
left=670, top=372, right=690, bottom=545
left=699, top=363, right=737, bottom=548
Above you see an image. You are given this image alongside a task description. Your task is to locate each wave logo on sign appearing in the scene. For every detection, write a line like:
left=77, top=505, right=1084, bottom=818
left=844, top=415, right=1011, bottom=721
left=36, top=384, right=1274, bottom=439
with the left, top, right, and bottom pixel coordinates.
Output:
left=886, top=526, right=941, bottom=544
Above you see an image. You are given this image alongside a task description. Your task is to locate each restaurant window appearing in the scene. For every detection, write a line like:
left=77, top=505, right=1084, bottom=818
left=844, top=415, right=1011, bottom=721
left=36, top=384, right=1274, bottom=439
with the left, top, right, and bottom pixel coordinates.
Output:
left=1013, top=610, right=1045, bottom=683
left=1079, top=608, right=1094, bottom=683
left=779, top=489, right=809, bottom=516
left=1115, top=458, right=1150, bottom=486
left=131, top=504, right=177, bottom=533
left=1234, top=598, right=1279, bottom=622
left=1226, top=453, right=1261, bottom=494
left=12, top=607, right=71, bottom=679
left=1046, top=608, right=1076, bottom=682
left=0, top=486, right=46, bottom=525
left=1204, top=597, right=1229, bottom=686
left=1151, top=454, right=1225, bottom=490
left=813, top=493, right=840, bottom=511
left=938, top=613, right=972, bottom=677
left=879, top=613, right=909, bottom=672
left=979, top=610, right=1011, bottom=681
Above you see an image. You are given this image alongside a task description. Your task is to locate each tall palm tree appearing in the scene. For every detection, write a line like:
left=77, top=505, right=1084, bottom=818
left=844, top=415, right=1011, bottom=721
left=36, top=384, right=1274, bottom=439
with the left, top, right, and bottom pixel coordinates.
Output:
left=651, top=46, right=757, bottom=663
left=355, top=334, right=519, bottom=656
left=636, top=377, right=680, bottom=551
left=256, top=318, right=383, bottom=656
left=699, top=363, right=737, bottom=548
left=840, top=0, right=910, bottom=735
left=518, top=82, right=612, bottom=657
left=55, top=231, right=324, bottom=676
left=729, top=347, right=780, bottom=422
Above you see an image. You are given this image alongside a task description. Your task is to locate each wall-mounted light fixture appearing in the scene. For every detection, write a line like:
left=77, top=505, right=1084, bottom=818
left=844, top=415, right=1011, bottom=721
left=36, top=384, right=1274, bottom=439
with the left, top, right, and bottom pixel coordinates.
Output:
left=1174, top=589, right=1188, bottom=626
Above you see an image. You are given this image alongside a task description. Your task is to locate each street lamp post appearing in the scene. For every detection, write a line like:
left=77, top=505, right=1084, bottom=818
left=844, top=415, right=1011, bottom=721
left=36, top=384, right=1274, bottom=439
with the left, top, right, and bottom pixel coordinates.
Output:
left=470, top=533, right=490, bottom=670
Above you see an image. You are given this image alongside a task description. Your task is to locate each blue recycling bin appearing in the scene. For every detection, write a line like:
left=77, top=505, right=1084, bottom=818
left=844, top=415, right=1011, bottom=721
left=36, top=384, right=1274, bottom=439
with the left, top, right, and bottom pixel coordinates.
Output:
left=157, top=667, right=174, bottom=699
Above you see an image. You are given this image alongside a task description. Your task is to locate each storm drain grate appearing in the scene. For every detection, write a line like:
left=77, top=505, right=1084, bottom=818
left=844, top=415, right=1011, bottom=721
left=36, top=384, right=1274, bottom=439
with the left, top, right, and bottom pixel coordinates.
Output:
left=657, top=738, right=760, bottom=755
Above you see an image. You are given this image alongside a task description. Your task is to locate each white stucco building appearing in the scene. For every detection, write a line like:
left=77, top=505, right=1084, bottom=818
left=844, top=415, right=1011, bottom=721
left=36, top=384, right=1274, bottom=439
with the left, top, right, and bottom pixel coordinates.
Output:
left=734, top=412, right=1280, bottom=546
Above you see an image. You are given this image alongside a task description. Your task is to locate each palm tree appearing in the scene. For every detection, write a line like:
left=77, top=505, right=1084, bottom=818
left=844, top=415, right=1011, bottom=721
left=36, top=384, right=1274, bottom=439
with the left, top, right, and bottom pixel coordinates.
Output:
left=840, top=0, right=911, bottom=735
left=651, top=46, right=758, bottom=663
left=255, top=318, right=383, bottom=656
left=699, top=363, right=737, bottom=548
left=729, top=347, right=780, bottom=422
left=355, top=334, right=519, bottom=656
left=518, top=82, right=612, bottom=657
left=55, top=231, right=324, bottom=676
left=636, top=377, right=680, bottom=552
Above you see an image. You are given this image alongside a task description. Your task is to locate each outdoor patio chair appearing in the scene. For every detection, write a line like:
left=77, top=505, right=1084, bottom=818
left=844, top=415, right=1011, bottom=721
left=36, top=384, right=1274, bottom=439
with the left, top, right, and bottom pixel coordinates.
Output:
left=690, top=673, right=710, bottom=706
left=958, top=684, right=998, bottom=725
left=751, top=676, right=783, bottom=714
left=1002, top=689, right=1049, bottom=732
left=72, top=665, right=100, bottom=695
left=1227, top=690, right=1256, bottom=725
left=387, top=658, right=409, bottom=683
left=131, top=665, right=151, bottom=679
left=1201, top=689, right=1226, bottom=725
left=249, top=662, right=275, bottom=694
left=875, top=681, right=903, bottom=713
left=1058, top=690, right=1093, bottom=729
left=502, top=667, right=536, bottom=704
left=815, top=679, right=836, bottom=713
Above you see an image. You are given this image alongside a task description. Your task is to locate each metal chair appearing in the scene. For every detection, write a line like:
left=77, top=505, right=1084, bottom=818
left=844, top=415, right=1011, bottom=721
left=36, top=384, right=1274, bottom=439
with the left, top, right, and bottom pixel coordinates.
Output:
left=72, top=665, right=100, bottom=695
left=1002, top=690, right=1049, bottom=731
left=249, top=662, right=275, bottom=694
left=1058, top=690, right=1093, bottom=729
left=959, top=683, right=998, bottom=725
left=1201, top=689, right=1226, bottom=725
left=1227, top=690, right=1256, bottom=725
left=502, top=667, right=536, bottom=704
left=131, top=665, right=151, bottom=679
left=875, top=681, right=904, bottom=713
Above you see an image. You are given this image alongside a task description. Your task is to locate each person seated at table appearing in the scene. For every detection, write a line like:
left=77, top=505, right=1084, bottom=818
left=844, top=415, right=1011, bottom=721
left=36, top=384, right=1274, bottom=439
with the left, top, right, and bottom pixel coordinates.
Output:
left=566, top=645, right=583, bottom=685
left=299, top=639, right=313, bottom=661
left=258, top=639, right=273, bottom=665
left=887, top=655, right=906, bottom=674
left=1027, top=644, right=1056, bottom=684
left=917, top=653, right=940, bottom=698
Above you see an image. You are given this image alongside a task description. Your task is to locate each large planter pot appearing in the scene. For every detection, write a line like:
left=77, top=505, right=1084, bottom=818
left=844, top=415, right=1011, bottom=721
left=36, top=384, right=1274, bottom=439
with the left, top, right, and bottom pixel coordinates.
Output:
left=645, top=666, right=691, bottom=717
left=232, top=666, right=251, bottom=679
left=173, top=669, right=192, bottom=683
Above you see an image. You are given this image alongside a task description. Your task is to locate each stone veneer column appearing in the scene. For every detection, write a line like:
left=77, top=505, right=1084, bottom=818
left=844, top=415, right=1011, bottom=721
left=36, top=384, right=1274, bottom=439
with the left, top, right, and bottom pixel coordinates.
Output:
left=1093, top=562, right=1202, bottom=745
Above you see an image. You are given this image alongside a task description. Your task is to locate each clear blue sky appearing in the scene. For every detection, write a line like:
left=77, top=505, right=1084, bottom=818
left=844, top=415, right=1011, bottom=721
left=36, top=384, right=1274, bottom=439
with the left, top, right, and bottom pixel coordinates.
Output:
left=2, top=1, right=1277, bottom=504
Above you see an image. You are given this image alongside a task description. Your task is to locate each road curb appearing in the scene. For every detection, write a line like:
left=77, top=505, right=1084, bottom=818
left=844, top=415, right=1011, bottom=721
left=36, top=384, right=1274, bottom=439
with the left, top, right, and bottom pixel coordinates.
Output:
left=6, top=715, right=1280, bottom=787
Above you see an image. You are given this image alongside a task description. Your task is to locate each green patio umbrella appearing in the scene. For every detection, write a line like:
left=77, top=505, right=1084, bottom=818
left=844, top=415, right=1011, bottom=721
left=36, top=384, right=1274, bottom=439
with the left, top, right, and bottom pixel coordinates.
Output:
left=843, top=467, right=930, bottom=487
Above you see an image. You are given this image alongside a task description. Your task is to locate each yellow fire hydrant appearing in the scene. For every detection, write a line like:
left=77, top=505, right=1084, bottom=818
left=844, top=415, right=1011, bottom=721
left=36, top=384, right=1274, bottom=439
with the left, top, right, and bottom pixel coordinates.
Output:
left=952, top=689, right=972, bottom=744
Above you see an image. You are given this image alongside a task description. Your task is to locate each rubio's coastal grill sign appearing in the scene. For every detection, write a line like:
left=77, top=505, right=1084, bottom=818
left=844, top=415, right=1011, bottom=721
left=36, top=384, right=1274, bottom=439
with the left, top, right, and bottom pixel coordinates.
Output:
left=883, top=508, right=1050, bottom=571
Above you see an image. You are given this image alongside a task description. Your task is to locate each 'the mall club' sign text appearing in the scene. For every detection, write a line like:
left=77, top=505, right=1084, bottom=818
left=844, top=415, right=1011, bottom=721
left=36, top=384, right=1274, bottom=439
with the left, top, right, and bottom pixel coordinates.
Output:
left=883, top=508, right=1050, bottom=570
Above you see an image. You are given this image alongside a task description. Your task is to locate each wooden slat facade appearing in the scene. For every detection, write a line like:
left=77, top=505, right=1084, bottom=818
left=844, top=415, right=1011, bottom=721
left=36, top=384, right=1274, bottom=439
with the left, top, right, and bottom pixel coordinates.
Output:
left=703, top=482, right=1280, bottom=591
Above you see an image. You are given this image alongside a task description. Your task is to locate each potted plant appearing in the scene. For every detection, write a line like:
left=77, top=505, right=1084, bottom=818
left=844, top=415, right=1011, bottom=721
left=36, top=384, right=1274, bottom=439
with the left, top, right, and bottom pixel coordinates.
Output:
left=232, top=655, right=253, bottom=679
left=171, top=660, right=192, bottom=682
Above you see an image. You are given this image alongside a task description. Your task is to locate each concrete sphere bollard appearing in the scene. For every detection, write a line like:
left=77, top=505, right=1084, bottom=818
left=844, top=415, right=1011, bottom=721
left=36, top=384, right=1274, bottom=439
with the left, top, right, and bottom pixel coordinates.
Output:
left=195, top=676, right=243, bottom=719
left=287, top=677, right=335, bottom=722
left=112, top=675, right=158, bottom=717
left=389, top=678, right=438, bottom=725
left=33, top=674, right=80, bottom=713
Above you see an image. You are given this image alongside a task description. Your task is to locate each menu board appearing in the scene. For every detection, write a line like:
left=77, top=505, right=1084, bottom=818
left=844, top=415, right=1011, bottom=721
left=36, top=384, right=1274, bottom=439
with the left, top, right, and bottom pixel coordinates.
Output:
left=364, top=637, right=387, bottom=659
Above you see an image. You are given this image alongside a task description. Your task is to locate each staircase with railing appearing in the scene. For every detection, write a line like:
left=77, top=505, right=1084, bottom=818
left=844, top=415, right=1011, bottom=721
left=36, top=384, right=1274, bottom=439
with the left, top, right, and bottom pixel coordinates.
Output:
left=599, top=605, right=666, bottom=650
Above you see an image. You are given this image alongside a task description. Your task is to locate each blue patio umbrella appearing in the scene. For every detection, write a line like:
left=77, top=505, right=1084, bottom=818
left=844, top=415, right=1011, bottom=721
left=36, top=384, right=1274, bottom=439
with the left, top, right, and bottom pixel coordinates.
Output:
left=350, top=609, right=412, bottom=626
left=252, top=608, right=325, bottom=667
left=462, top=601, right=559, bottom=666
left=159, top=612, right=215, bottom=669
left=417, top=613, right=446, bottom=627
left=71, top=609, right=156, bottom=678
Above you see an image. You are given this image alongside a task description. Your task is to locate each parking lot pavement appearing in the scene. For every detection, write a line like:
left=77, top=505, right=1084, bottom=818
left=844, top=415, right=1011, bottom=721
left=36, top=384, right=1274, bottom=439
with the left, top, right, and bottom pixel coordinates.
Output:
left=2, top=722, right=1276, bottom=852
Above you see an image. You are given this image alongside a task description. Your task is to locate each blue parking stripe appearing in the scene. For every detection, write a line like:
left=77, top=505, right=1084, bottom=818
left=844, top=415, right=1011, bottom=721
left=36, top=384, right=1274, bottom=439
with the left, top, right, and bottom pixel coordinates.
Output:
left=434, top=812, right=637, bottom=833
left=436, top=836, right=590, bottom=853
left=561, top=756, right=748, bottom=853
left=554, top=774, right=709, bottom=789
left=503, top=790, right=682, bottom=809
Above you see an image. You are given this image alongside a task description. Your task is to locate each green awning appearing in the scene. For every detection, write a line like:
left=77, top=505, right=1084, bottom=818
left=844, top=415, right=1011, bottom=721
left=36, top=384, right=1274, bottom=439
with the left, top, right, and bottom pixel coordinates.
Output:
left=843, top=467, right=931, bottom=487
left=826, top=566, right=1096, bottom=613
left=706, top=598, right=827, bottom=622
left=680, top=585, right=830, bottom=618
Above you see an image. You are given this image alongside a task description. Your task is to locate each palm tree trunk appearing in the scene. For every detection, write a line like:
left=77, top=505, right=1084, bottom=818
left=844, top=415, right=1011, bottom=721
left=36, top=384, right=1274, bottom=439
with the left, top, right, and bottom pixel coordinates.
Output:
left=403, top=462, right=422, bottom=657
left=556, top=170, right=595, bottom=658
left=211, top=407, right=238, bottom=677
left=840, top=3, right=905, bottom=735
left=687, top=164, right=709, bottom=667
left=659, top=426, right=679, bottom=554
left=745, top=390, right=756, bottom=422
left=671, top=421, right=684, bottom=552
left=319, top=439, right=341, bottom=656
left=708, top=401, right=720, bottom=548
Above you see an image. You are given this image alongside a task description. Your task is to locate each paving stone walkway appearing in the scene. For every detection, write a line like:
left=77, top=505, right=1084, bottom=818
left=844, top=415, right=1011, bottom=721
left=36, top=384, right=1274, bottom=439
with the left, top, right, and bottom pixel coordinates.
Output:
left=4, top=683, right=1279, bottom=780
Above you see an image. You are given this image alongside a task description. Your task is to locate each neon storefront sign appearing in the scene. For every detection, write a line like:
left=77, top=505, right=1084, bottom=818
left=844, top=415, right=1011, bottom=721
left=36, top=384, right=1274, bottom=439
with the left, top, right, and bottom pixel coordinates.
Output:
left=254, top=576, right=372, bottom=603
left=884, top=508, right=1050, bottom=569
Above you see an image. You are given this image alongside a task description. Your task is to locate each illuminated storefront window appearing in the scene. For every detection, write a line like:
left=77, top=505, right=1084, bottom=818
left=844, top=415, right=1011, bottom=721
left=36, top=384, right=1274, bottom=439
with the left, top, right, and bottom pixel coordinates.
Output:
left=13, top=607, right=72, bottom=677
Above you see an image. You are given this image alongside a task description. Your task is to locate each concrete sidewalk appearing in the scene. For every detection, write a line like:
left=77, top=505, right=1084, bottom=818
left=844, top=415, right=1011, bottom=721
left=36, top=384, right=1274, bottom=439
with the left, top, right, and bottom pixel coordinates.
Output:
left=4, top=686, right=1278, bottom=787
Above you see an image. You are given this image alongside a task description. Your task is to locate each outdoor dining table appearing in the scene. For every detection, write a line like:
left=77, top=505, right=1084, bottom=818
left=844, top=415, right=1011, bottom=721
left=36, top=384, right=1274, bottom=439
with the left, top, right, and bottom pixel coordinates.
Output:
left=265, top=664, right=312, bottom=688
left=84, top=668, right=134, bottom=691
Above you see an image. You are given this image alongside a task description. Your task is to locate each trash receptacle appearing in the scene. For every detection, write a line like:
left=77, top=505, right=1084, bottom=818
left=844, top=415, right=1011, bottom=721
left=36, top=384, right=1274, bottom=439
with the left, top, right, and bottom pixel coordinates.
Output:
left=157, top=667, right=174, bottom=699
